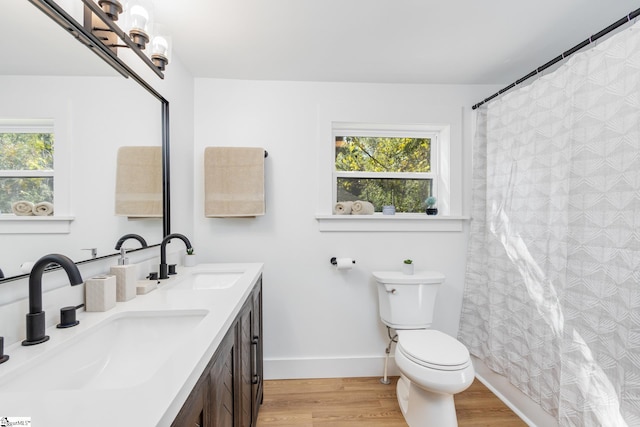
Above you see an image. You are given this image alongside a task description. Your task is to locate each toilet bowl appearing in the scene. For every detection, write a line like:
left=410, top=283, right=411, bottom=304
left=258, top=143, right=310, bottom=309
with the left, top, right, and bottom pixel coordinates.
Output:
left=372, top=271, right=475, bottom=427
left=394, top=330, right=474, bottom=427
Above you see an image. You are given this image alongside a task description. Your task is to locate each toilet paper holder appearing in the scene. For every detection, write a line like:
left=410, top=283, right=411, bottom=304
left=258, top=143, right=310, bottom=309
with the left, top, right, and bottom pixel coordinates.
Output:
left=330, top=257, right=356, bottom=265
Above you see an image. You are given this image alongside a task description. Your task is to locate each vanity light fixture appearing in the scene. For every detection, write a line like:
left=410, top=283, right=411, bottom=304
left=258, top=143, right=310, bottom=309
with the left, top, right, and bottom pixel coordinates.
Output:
left=81, top=0, right=168, bottom=78
left=98, top=0, right=122, bottom=20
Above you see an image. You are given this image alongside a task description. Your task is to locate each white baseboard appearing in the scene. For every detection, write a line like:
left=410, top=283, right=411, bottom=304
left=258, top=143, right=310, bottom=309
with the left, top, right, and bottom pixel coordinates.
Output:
left=471, top=356, right=558, bottom=427
left=264, top=355, right=400, bottom=380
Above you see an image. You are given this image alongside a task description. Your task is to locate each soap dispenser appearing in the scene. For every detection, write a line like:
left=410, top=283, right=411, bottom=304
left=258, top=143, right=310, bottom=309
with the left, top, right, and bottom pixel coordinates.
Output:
left=109, top=248, right=137, bottom=302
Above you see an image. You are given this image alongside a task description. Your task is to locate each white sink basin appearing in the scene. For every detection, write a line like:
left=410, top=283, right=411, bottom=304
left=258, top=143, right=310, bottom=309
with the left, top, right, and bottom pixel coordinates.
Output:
left=191, top=272, right=244, bottom=289
left=162, top=268, right=245, bottom=291
left=1, top=310, right=207, bottom=391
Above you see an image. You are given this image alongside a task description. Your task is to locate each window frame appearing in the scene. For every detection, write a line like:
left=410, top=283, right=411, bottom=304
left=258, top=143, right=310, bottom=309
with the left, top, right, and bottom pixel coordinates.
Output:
left=0, top=119, right=55, bottom=212
left=315, top=103, right=466, bottom=232
left=330, top=122, right=450, bottom=216
left=0, top=119, right=56, bottom=177
left=0, top=118, right=73, bottom=233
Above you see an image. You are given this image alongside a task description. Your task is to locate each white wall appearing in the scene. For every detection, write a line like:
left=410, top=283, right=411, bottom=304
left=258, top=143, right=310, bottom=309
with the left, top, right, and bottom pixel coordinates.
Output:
left=191, top=79, right=500, bottom=378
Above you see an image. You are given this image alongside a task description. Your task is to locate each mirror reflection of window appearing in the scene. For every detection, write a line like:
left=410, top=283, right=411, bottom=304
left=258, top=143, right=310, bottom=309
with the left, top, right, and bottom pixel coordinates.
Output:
left=0, top=119, right=54, bottom=215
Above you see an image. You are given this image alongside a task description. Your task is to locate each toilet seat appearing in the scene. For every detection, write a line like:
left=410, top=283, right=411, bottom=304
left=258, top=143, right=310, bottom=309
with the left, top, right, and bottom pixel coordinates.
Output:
left=397, top=330, right=470, bottom=371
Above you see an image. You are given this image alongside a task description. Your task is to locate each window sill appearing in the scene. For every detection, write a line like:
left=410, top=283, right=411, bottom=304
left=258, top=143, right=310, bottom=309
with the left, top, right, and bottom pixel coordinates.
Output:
left=0, top=215, right=75, bottom=234
left=315, top=214, right=469, bottom=232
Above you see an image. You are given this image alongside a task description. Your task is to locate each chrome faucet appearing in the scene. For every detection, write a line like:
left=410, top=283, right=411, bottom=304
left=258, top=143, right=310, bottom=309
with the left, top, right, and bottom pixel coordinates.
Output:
left=159, top=233, right=193, bottom=279
left=115, top=233, right=148, bottom=250
left=23, top=254, right=83, bottom=346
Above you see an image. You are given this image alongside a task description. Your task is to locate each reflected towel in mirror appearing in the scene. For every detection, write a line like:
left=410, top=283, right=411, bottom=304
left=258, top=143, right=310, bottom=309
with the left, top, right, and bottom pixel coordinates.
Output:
left=115, top=146, right=163, bottom=218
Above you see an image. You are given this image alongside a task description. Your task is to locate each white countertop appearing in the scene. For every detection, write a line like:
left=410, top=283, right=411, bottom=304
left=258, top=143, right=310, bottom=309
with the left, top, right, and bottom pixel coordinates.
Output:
left=0, top=263, right=263, bottom=427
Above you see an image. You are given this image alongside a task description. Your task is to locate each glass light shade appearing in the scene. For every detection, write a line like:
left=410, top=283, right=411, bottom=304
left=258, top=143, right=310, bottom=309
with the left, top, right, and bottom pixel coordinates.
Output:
left=129, top=4, right=149, bottom=31
left=123, top=0, right=154, bottom=49
left=150, top=23, right=172, bottom=71
left=152, top=35, right=169, bottom=57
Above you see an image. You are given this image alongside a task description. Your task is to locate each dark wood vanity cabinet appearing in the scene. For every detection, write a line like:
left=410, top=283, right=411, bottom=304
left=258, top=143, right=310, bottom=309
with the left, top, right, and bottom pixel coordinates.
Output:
left=209, top=325, right=237, bottom=427
left=250, top=284, right=263, bottom=425
left=172, top=277, right=263, bottom=427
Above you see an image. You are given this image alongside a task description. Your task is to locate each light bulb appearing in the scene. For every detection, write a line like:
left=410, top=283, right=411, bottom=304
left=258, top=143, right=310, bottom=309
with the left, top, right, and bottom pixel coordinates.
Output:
left=129, top=5, right=149, bottom=31
left=152, top=36, right=169, bottom=56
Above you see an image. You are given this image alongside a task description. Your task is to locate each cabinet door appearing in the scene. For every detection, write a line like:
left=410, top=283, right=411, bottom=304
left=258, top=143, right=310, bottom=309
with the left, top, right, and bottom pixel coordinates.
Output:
left=251, top=281, right=263, bottom=425
left=171, top=376, right=206, bottom=427
left=209, top=324, right=236, bottom=427
left=238, top=299, right=253, bottom=427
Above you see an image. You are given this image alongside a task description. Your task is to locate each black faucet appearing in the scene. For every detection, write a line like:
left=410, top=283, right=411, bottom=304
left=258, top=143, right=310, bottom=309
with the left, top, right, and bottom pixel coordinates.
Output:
left=159, top=233, right=193, bottom=279
left=23, top=254, right=83, bottom=346
left=114, top=233, right=148, bottom=250
left=0, top=336, right=8, bottom=364
left=0, top=267, right=4, bottom=279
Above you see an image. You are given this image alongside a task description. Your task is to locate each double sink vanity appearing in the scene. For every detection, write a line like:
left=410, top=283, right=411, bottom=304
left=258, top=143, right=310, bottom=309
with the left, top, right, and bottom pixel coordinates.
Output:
left=0, top=262, right=264, bottom=427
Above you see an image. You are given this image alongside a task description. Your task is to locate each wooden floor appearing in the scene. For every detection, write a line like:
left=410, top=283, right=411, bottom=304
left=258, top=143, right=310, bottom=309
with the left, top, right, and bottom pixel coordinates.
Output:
left=256, top=377, right=527, bottom=426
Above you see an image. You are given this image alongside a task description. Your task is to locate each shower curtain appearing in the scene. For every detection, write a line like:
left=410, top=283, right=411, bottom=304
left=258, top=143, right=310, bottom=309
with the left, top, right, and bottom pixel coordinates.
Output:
left=459, top=21, right=640, bottom=427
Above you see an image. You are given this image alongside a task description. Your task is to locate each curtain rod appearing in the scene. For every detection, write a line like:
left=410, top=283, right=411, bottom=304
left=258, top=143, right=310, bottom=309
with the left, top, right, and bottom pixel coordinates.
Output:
left=472, top=7, right=640, bottom=110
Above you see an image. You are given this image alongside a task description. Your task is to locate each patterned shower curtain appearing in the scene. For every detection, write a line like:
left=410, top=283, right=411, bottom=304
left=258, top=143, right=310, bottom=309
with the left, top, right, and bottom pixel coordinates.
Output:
left=459, top=21, right=640, bottom=427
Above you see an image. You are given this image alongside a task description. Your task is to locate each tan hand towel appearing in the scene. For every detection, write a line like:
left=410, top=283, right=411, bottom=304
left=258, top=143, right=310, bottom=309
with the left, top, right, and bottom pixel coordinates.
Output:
left=204, top=147, right=265, bottom=217
left=115, top=146, right=163, bottom=218
left=334, top=201, right=353, bottom=215
left=352, top=200, right=375, bottom=215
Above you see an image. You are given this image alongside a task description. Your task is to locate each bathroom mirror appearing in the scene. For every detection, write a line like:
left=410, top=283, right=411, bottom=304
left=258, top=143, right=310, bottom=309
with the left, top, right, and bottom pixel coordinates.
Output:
left=0, top=0, right=169, bottom=280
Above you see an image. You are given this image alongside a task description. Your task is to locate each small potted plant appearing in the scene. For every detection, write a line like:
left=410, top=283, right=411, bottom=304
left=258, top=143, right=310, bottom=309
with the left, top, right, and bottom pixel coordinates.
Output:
left=402, top=259, right=414, bottom=275
left=183, top=247, right=197, bottom=267
left=425, top=196, right=438, bottom=215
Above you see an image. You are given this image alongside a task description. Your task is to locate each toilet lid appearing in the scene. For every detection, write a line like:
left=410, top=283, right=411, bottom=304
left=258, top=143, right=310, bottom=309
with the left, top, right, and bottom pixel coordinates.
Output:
left=397, top=330, right=470, bottom=370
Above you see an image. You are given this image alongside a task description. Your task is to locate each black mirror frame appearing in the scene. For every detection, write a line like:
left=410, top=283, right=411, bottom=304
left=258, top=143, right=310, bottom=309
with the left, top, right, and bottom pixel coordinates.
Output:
left=28, top=0, right=171, bottom=238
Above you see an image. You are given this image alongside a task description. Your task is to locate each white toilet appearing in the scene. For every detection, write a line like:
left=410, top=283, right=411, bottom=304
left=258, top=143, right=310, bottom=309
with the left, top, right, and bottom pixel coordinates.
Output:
left=372, top=270, right=474, bottom=427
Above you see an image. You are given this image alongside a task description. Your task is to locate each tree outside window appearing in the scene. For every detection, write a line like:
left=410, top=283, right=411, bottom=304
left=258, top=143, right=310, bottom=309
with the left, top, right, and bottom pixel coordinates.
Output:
left=334, top=136, right=434, bottom=213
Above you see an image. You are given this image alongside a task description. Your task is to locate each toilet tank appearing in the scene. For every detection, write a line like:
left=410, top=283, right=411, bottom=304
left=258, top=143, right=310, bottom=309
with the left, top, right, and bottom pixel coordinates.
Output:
left=372, top=271, right=445, bottom=329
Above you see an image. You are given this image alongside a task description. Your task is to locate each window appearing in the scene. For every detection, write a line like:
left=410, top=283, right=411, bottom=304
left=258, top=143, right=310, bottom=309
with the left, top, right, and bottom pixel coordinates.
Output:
left=317, top=109, right=462, bottom=232
left=0, top=120, right=54, bottom=215
left=333, top=124, right=439, bottom=214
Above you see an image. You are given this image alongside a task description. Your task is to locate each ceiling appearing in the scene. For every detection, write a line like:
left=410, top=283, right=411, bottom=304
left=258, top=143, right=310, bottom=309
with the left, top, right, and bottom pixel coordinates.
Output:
left=152, top=0, right=640, bottom=85
left=3, top=1, right=640, bottom=85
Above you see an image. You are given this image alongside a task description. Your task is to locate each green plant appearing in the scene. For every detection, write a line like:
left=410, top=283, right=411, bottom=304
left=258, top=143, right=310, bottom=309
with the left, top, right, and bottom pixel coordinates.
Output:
left=186, top=248, right=195, bottom=255
left=425, top=196, right=437, bottom=208
left=403, top=259, right=413, bottom=264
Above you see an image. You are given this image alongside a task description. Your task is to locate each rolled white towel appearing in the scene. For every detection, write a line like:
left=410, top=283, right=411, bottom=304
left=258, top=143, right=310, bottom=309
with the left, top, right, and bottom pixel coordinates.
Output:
left=334, top=201, right=354, bottom=215
left=12, top=201, right=34, bottom=216
left=351, top=200, right=375, bottom=215
left=33, top=201, right=54, bottom=216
